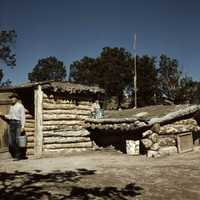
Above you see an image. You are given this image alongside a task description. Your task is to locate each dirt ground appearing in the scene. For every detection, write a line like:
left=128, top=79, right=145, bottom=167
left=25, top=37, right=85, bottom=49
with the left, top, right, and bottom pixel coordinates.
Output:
left=0, top=149, right=200, bottom=200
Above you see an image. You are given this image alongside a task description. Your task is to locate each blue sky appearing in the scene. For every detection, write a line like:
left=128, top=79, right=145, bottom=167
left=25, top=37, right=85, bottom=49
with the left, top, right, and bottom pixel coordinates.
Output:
left=0, top=0, right=200, bottom=84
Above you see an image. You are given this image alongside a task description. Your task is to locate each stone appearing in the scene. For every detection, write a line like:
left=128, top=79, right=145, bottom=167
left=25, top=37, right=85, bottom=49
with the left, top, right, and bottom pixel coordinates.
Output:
left=159, top=126, right=178, bottom=134
left=141, top=138, right=153, bottom=149
left=150, top=143, right=160, bottom=151
left=137, top=121, right=147, bottom=127
left=149, top=133, right=159, bottom=143
left=142, top=130, right=153, bottom=137
left=193, top=146, right=200, bottom=152
left=147, top=150, right=160, bottom=158
left=13, top=182, right=22, bottom=187
left=135, top=112, right=148, bottom=118
left=92, top=141, right=99, bottom=150
left=158, top=137, right=176, bottom=146
left=149, top=117, right=160, bottom=125
left=151, top=123, right=160, bottom=133
left=174, top=118, right=197, bottom=126
left=158, top=146, right=177, bottom=156
left=4, top=181, right=11, bottom=186
left=49, top=94, right=54, bottom=99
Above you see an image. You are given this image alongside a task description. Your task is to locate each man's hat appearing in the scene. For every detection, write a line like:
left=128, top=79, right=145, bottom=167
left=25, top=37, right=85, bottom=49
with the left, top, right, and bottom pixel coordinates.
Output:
left=9, top=93, right=20, bottom=99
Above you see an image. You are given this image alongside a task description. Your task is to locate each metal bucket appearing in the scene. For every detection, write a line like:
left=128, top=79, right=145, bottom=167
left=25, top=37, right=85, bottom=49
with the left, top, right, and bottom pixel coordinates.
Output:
left=17, top=136, right=27, bottom=148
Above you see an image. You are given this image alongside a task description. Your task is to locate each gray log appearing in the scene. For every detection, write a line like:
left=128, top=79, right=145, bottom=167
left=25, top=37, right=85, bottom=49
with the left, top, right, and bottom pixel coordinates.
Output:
left=43, top=130, right=90, bottom=137
left=43, top=142, right=92, bottom=149
left=43, top=136, right=90, bottom=144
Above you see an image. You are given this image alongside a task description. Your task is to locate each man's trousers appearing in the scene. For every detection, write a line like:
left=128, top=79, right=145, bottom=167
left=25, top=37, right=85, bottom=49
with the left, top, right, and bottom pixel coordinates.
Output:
left=8, top=120, right=22, bottom=159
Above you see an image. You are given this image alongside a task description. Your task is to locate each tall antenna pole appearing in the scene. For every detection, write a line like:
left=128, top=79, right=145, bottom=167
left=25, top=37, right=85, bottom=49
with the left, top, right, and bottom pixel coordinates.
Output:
left=133, top=33, right=137, bottom=108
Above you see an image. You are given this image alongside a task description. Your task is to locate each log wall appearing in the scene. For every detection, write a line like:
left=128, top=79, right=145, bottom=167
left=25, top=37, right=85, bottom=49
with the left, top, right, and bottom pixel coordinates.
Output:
left=42, top=92, right=93, bottom=153
left=24, top=110, right=35, bottom=155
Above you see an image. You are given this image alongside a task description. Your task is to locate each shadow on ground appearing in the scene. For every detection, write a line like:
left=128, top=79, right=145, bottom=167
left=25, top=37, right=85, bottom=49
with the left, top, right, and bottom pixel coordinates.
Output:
left=0, top=168, right=143, bottom=200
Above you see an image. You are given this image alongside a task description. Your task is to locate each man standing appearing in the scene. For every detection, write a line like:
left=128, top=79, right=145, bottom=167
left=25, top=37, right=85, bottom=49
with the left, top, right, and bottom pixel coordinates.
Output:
left=0, top=93, right=26, bottom=160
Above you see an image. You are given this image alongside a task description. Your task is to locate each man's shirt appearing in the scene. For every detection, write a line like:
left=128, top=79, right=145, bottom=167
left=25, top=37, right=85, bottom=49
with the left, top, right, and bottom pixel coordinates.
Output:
left=5, top=102, right=25, bottom=128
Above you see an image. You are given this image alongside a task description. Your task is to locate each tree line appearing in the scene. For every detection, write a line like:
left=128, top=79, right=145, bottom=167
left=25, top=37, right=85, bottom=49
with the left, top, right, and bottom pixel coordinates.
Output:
left=0, top=30, right=16, bottom=87
left=1, top=30, right=200, bottom=108
left=27, top=47, right=200, bottom=108
left=69, top=47, right=200, bottom=107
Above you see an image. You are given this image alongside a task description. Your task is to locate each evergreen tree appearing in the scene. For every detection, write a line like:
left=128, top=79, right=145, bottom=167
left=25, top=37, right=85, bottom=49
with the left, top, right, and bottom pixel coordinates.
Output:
left=158, top=54, right=182, bottom=101
left=28, top=56, right=66, bottom=82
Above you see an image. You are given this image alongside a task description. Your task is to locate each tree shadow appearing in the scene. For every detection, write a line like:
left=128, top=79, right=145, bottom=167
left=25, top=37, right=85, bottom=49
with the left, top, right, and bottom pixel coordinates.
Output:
left=0, top=168, right=143, bottom=200
left=69, top=183, right=143, bottom=200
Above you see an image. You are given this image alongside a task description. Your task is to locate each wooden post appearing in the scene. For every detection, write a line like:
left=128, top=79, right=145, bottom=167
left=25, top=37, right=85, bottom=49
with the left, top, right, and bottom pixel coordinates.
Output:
left=133, top=33, right=137, bottom=108
left=34, top=85, right=43, bottom=157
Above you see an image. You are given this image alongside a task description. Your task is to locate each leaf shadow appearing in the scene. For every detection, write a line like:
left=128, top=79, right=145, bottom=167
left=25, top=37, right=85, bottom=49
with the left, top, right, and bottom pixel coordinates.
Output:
left=0, top=168, right=143, bottom=200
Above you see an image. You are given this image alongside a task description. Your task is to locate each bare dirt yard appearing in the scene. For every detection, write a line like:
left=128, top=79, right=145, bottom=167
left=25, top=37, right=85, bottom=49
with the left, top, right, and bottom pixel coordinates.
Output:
left=0, top=149, right=200, bottom=200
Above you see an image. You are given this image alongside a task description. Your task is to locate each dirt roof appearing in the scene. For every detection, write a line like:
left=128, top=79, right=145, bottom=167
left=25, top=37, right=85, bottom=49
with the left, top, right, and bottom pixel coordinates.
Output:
left=104, top=105, right=191, bottom=119
left=42, top=81, right=104, bottom=94
left=0, top=81, right=104, bottom=95
left=86, top=105, right=200, bottom=131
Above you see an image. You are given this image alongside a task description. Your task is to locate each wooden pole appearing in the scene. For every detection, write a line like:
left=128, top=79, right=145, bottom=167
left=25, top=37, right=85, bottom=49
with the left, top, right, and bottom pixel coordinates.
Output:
left=34, top=85, right=43, bottom=157
left=133, top=33, right=137, bottom=108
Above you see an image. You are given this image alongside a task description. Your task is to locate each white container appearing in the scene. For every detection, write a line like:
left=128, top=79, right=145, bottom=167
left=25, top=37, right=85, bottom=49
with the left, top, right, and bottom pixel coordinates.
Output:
left=17, top=136, right=27, bottom=148
left=126, top=140, right=140, bottom=155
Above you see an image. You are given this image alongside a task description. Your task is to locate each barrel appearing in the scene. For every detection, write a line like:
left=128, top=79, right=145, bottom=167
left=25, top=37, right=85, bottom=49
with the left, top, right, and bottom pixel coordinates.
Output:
left=17, top=136, right=27, bottom=147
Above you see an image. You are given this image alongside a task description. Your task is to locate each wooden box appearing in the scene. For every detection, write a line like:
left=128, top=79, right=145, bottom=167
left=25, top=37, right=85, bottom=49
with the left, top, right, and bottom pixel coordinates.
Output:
left=177, top=132, right=193, bottom=153
left=126, top=140, right=140, bottom=155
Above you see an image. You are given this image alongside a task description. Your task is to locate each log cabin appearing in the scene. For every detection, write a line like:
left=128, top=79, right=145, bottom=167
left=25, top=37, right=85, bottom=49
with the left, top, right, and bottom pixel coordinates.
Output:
left=1, top=82, right=199, bottom=159
left=0, top=81, right=104, bottom=157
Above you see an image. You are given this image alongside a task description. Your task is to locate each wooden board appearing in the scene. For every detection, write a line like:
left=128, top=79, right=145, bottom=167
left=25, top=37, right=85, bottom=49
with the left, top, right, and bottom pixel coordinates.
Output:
left=126, top=140, right=140, bottom=155
left=177, top=132, right=193, bottom=153
left=0, top=97, right=11, bottom=151
left=34, top=85, right=43, bottom=157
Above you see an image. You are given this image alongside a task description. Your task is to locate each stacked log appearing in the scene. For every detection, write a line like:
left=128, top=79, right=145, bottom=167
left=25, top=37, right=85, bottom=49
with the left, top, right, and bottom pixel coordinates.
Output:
left=42, top=93, right=92, bottom=153
left=85, top=117, right=148, bottom=131
left=43, top=147, right=90, bottom=154
left=24, top=110, right=35, bottom=155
